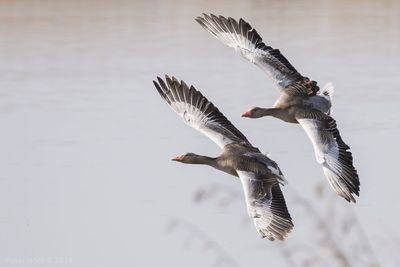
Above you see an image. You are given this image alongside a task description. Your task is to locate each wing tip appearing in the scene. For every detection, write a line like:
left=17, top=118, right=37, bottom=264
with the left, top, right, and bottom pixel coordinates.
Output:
left=256, top=220, right=294, bottom=241
left=322, top=165, right=360, bottom=203
left=194, top=16, right=203, bottom=24
left=255, top=185, right=294, bottom=241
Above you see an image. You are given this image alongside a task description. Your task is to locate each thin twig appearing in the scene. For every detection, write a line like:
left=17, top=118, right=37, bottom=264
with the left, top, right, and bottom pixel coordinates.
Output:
left=166, top=217, right=242, bottom=267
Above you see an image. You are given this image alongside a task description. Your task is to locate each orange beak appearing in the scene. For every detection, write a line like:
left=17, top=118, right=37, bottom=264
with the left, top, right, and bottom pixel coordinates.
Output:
left=241, top=110, right=251, bottom=117
left=171, top=154, right=184, bottom=161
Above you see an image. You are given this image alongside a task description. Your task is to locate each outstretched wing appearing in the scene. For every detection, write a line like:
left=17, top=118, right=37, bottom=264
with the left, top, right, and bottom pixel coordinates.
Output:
left=296, top=110, right=360, bottom=202
left=153, top=75, right=250, bottom=149
left=195, top=14, right=305, bottom=89
left=237, top=170, right=293, bottom=241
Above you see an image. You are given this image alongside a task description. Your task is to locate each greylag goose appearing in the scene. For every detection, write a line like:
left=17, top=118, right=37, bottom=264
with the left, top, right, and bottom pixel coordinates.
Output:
left=196, top=14, right=359, bottom=203
left=153, top=75, right=293, bottom=240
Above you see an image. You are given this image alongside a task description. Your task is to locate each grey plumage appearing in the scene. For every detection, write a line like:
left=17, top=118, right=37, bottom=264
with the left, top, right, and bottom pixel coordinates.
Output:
left=153, top=75, right=293, bottom=240
left=195, top=14, right=307, bottom=88
left=196, top=14, right=360, bottom=202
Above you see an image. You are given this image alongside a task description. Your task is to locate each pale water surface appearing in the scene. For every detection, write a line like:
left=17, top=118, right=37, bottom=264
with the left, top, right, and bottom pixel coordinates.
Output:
left=0, top=0, right=399, bottom=266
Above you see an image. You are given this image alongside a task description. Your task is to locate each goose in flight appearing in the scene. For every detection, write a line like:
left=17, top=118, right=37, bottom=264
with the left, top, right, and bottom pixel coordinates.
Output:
left=153, top=75, right=293, bottom=240
left=196, top=14, right=360, bottom=202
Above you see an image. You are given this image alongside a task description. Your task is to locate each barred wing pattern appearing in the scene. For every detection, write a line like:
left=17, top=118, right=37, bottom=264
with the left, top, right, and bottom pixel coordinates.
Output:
left=153, top=75, right=250, bottom=149
left=237, top=170, right=293, bottom=240
left=296, top=110, right=360, bottom=202
left=195, top=14, right=304, bottom=88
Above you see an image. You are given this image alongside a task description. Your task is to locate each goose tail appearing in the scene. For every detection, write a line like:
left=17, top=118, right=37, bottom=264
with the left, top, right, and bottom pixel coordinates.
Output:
left=321, top=82, right=334, bottom=99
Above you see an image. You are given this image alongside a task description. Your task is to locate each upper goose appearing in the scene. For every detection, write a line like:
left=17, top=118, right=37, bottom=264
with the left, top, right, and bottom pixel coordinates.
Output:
left=153, top=75, right=293, bottom=240
left=196, top=14, right=360, bottom=203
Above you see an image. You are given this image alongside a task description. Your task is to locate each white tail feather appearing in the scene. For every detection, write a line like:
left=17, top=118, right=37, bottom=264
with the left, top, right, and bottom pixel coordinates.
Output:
left=321, top=82, right=334, bottom=98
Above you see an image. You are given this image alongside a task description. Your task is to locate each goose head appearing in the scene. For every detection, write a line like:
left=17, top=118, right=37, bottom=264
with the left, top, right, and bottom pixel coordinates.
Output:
left=241, top=107, right=264, bottom=118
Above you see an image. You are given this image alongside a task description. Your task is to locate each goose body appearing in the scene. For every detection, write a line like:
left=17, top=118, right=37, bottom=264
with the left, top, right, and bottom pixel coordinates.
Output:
left=196, top=14, right=359, bottom=202
left=153, top=75, right=293, bottom=240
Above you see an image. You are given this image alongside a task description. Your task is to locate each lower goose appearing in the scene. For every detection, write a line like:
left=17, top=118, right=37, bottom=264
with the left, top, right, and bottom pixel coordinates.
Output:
left=196, top=14, right=360, bottom=203
left=153, top=75, right=293, bottom=240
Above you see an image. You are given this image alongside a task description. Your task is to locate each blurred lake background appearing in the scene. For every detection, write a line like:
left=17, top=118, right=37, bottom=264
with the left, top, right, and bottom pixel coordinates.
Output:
left=0, top=0, right=399, bottom=266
